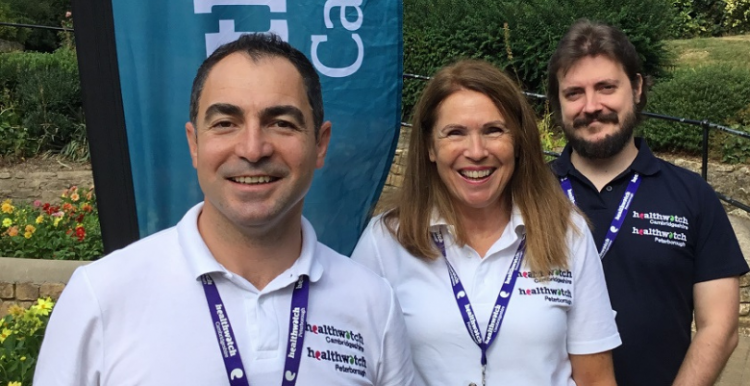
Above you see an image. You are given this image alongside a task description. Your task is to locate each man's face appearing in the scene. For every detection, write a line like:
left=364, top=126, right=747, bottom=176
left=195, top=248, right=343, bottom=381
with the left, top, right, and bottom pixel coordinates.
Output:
left=557, top=55, right=642, bottom=159
left=185, top=53, right=331, bottom=232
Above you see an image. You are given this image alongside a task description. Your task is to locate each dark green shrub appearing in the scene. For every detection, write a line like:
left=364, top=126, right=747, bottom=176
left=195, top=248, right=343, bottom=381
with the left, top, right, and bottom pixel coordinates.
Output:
left=670, top=0, right=750, bottom=38
left=0, top=48, right=87, bottom=160
left=639, top=64, right=750, bottom=159
left=402, top=0, right=674, bottom=120
left=0, top=0, right=70, bottom=52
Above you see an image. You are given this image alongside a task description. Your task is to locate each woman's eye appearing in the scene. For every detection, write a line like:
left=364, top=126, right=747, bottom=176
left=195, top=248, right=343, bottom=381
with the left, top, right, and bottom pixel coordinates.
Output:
left=487, top=126, right=506, bottom=135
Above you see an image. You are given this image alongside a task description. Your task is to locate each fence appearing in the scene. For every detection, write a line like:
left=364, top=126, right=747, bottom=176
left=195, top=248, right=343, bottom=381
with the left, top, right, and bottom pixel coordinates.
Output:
left=402, top=73, right=750, bottom=213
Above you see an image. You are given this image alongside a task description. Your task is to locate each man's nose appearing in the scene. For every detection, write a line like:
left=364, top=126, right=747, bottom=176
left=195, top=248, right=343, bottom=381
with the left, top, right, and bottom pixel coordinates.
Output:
left=582, top=92, right=602, bottom=115
left=236, top=124, right=273, bottom=162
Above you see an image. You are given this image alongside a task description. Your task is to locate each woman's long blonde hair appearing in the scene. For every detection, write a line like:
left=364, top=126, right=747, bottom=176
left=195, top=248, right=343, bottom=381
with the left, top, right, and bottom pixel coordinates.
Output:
left=382, top=59, right=576, bottom=273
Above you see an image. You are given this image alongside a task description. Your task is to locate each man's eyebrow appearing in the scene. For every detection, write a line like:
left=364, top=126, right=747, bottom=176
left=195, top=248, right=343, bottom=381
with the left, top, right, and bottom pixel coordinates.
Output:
left=203, top=103, right=244, bottom=124
left=261, top=105, right=307, bottom=128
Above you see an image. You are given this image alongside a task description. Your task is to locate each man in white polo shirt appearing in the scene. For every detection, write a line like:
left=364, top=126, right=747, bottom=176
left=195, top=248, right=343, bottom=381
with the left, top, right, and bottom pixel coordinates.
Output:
left=34, top=33, right=415, bottom=386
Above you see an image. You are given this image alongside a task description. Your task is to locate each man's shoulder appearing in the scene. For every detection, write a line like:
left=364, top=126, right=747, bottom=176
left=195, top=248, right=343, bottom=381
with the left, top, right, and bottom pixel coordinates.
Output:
left=650, top=156, right=717, bottom=197
left=77, top=226, right=182, bottom=286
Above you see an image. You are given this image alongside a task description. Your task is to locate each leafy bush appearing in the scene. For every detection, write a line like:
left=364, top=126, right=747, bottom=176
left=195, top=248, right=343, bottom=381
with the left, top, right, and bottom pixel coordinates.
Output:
left=402, top=0, right=674, bottom=120
left=0, top=298, right=55, bottom=385
left=0, top=48, right=87, bottom=161
left=639, top=64, right=750, bottom=160
left=0, top=186, right=103, bottom=261
left=670, top=0, right=750, bottom=37
left=0, top=0, right=70, bottom=52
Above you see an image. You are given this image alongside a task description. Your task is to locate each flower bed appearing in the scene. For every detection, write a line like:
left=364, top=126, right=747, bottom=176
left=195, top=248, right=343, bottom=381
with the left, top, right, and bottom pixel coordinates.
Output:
left=0, top=186, right=102, bottom=260
left=0, top=298, right=55, bottom=385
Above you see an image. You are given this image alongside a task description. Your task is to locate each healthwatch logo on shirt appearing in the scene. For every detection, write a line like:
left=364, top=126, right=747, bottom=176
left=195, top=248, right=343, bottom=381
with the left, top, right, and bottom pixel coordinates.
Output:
left=631, top=227, right=687, bottom=248
left=306, top=347, right=367, bottom=377
left=632, top=211, right=689, bottom=230
left=306, top=323, right=365, bottom=352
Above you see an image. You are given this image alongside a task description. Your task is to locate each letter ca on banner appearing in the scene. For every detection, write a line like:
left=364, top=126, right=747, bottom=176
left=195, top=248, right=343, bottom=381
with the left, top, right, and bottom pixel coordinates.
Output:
left=193, top=0, right=364, bottom=77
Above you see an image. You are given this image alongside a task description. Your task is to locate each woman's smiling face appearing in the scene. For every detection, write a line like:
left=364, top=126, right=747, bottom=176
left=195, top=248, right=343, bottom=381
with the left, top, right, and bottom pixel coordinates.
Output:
left=429, top=88, right=515, bottom=213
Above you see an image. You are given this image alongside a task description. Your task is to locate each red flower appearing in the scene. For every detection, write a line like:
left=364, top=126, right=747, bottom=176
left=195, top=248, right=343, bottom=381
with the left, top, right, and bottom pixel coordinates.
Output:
left=62, top=203, right=74, bottom=212
left=76, top=226, right=86, bottom=241
left=76, top=214, right=85, bottom=223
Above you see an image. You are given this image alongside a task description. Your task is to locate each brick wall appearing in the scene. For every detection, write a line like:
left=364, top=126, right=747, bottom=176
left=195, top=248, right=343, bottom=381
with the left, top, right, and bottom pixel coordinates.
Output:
left=0, top=282, right=66, bottom=316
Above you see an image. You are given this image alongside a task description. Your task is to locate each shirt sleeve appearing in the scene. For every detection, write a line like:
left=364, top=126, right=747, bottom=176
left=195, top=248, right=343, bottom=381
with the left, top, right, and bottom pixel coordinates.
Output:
left=566, top=214, right=622, bottom=355
left=376, top=283, right=416, bottom=386
left=350, top=218, right=387, bottom=278
left=34, top=267, right=103, bottom=386
left=693, top=183, right=749, bottom=282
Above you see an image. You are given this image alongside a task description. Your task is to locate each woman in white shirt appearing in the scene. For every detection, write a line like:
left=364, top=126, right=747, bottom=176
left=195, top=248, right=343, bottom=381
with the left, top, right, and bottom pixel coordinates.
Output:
left=351, top=59, right=620, bottom=386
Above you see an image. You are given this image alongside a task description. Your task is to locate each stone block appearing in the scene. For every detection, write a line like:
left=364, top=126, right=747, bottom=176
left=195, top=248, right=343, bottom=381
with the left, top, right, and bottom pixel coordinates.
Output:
left=741, top=287, right=750, bottom=303
left=0, top=172, right=10, bottom=179
left=19, top=300, right=33, bottom=309
left=15, top=283, right=39, bottom=301
left=741, top=273, right=750, bottom=288
left=28, top=172, right=56, bottom=179
left=56, top=171, right=93, bottom=180
left=0, top=300, right=17, bottom=317
left=40, top=283, right=66, bottom=301
left=740, top=303, right=750, bottom=317
left=0, top=282, right=13, bottom=299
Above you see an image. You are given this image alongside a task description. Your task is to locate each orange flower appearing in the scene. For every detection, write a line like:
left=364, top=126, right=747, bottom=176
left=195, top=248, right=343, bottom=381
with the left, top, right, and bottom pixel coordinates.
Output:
left=70, top=192, right=80, bottom=202
left=81, top=204, right=93, bottom=212
left=7, top=226, right=18, bottom=237
left=62, top=203, right=73, bottom=212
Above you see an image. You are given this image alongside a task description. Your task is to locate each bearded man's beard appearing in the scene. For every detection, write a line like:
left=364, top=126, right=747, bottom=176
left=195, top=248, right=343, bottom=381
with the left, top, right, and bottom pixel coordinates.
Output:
left=563, top=108, right=637, bottom=159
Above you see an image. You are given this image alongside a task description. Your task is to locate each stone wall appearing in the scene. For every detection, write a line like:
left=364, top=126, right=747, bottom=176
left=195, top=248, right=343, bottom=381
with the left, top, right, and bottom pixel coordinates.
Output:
left=383, top=126, right=750, bottom=334
left=0, top=160, right=94, bottom=204
left=0, top=257, right=88, bottom=317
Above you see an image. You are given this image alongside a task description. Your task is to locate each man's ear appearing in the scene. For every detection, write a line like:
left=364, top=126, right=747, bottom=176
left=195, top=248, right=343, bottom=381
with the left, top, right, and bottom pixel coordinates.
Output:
left=634, top=73, right=644, bottom=104
left=315, top=121, right=332, bottom=169
left=185, top=122, right=199, bottom=169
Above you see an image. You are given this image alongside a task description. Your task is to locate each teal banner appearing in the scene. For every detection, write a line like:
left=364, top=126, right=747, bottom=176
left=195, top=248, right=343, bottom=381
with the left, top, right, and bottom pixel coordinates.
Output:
left=111, top=0, right=403, bottom=254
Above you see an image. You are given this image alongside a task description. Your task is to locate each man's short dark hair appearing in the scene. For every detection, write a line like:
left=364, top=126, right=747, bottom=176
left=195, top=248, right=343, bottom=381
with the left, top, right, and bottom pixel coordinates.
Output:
left=547, top=19, right=649, bottom=123
left=189, top=33, right=324, bottom=135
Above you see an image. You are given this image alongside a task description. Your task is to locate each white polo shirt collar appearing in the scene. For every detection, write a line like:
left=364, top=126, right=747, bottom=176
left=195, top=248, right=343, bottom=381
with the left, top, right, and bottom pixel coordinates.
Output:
left=428, top=204, right=526, bottom=257
left=177, top=202, right=324, bottom=292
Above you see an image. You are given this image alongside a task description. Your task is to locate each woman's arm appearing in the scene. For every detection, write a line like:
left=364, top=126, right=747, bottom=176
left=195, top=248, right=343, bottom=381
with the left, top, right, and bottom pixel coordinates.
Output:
left=570, top=351, right=617, bottom=386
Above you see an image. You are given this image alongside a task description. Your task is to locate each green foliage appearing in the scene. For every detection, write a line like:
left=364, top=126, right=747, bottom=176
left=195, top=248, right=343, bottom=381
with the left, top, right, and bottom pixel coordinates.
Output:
left=0, top=298, right=55, bottom=385
left=0, top=186, right=103, bottom=261
left=0, top=48, right=87, bottom=161
left=639, top=64, right=750, bottom=161
left=402, top=0, right=674, bottom=121
left=0, top=0, right=71, bottom=52
left=670, top=0, right=750, bottom=37
left=725, top=0, right=750, bottom=34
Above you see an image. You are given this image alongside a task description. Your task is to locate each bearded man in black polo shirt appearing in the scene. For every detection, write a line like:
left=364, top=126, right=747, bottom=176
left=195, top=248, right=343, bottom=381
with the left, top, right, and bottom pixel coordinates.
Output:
left=548, top=19, right=749, bottom=386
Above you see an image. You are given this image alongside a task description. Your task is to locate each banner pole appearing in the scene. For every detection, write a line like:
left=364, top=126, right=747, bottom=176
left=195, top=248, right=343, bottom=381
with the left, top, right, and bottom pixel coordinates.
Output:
left=71, top=0, right=140, bottom=254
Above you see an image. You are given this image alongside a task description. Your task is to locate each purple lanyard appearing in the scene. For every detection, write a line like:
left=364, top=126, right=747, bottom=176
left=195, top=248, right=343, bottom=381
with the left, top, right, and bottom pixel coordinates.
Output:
left=201, top=274, right=310, bottom=386
left=431, top=231, right=526, bottom=374
left=560, top=173, right=642, bottom=259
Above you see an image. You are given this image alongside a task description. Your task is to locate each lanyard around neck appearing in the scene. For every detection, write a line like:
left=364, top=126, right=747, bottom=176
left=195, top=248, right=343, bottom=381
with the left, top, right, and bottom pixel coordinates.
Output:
left=560, top=172, right=642, bottom=259
left=201, top=274, right=310, bottom=386
left=431, top=231, right=526, bottom=368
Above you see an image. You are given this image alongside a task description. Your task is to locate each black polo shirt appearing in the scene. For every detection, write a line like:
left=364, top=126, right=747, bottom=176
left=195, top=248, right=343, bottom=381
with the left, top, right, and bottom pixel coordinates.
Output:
left=550, top=138, right=749, bottom=386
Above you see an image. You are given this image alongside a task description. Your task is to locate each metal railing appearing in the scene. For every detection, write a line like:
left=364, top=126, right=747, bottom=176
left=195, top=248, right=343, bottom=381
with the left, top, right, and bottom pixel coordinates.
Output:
left=402, top=73, right=750, bottom=213
left=0, top=21, right=73, bottom=32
